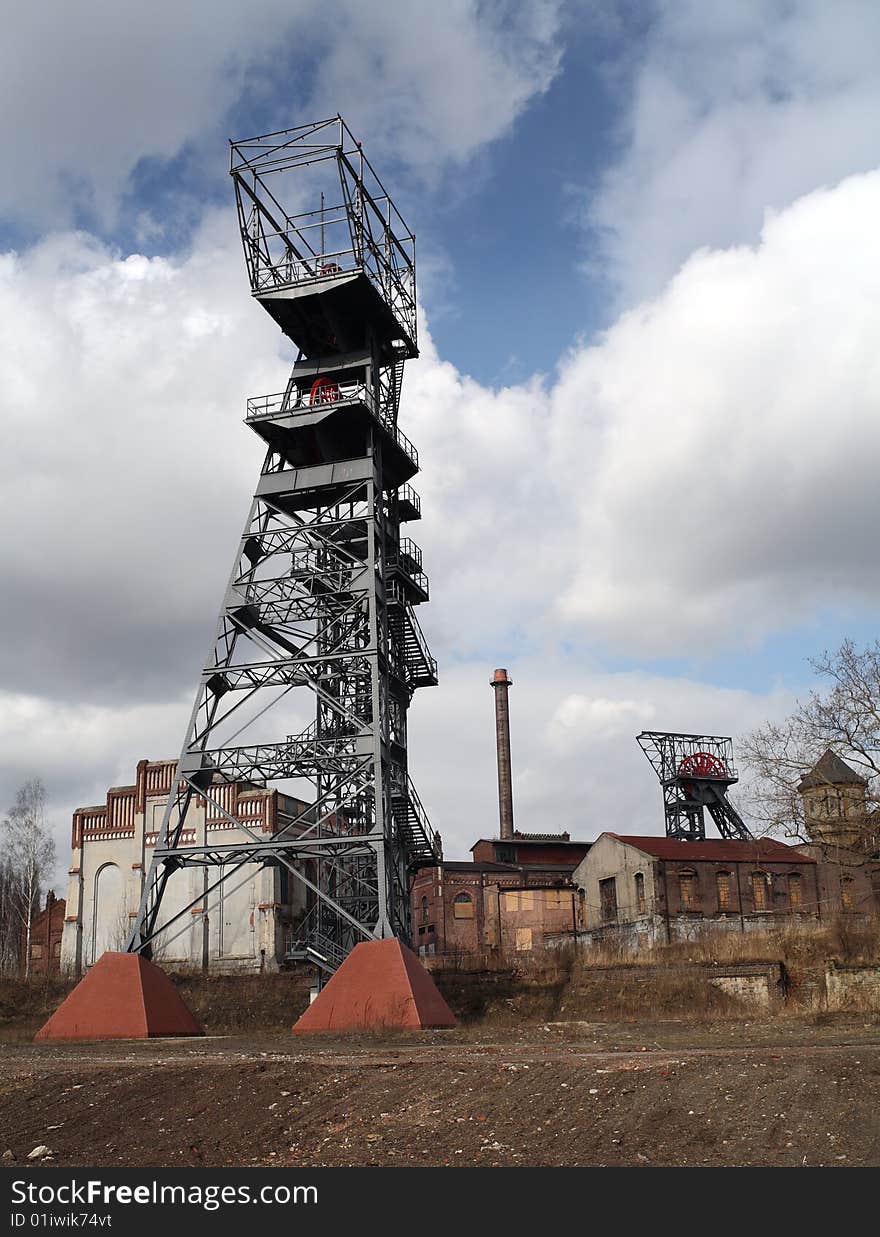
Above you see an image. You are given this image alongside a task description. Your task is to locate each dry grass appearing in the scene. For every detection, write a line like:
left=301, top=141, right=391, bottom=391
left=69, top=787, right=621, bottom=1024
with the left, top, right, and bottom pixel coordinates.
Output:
left=0, top=973, right=74, bottom=1038
left=170, top=969, right=313, bottom=1032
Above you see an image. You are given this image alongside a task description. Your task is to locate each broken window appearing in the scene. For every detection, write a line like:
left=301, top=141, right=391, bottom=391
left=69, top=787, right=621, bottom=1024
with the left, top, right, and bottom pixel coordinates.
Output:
left=716, top=871, right=732, bottom=911
left=599, top=877, right=617, bottom=922
left=634, top=872, right=646, bottom=915
left=453, top=892, right=474, bottom=919
left=678, top=870, right=697, bottom=909
left=751, top=871, right=770, bottom=911
left=420, top=895, right=429, bottom=923
left=789, top=873, right=802, bottom=910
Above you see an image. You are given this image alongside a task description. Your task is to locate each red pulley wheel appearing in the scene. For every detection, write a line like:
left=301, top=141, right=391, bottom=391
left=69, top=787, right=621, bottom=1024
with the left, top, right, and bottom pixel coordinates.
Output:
left=309, top=377, right=340, bottom=405
left=678, top=751, right=726, bottom=778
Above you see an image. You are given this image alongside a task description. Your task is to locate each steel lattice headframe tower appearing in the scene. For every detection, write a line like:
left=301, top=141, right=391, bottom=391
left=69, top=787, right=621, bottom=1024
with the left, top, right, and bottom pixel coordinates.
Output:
left=636, top=731, right=753, bottom=842
left=127, top=116, right=439, bottom=974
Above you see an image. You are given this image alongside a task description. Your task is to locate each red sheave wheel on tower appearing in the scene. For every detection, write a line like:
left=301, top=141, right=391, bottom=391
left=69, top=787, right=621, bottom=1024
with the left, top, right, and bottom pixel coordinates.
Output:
left=309, top=377, right=340, bottom=405
left=678, top=751, right=726, bottom=778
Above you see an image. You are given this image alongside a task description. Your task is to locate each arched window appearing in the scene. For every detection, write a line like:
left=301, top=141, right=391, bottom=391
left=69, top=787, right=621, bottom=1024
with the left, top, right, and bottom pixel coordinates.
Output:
left=678, top=869, right=697, bottom=909
left=789, top=873, right=802, bottom=910
left=751, top=871, right=770, bottom=912
left=453, top=892, right=474, bottom=920
left=634, top=872, right=646, bottom=915
left=716, top=871, right=732, bottom=911
left=91, top=862, right=124, bottom=964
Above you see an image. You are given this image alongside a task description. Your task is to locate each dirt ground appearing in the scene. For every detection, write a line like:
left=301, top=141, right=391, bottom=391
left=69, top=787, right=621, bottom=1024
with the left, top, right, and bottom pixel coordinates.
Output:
left=2, top=1016, right=879, bottom=1168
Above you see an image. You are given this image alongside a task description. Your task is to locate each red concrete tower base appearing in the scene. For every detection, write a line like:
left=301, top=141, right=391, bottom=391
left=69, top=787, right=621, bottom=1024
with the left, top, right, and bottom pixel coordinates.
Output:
left=34, top=952, right=204, bottom=1042
left=292, top=938, right=457, bottom=1033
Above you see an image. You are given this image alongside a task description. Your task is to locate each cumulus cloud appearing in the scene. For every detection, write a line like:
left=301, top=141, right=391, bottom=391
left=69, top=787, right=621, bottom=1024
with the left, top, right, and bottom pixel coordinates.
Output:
left=0, top=209, right=285, bottom=704
left=559, top=170, right=880, bottom=651
left=0, top=0, right=561, bottom=230
left=590, top=0, right=880, bottom=303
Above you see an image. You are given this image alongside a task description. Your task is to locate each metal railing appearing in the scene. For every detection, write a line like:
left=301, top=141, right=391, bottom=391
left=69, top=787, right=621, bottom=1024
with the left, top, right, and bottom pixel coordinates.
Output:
left=396, top=484, right=421, bottom=517
left=386, top=537, right=429, bottom=600
left=248, top=224, right=417, bottom=346
left=246, top=380, right=418, bottom=470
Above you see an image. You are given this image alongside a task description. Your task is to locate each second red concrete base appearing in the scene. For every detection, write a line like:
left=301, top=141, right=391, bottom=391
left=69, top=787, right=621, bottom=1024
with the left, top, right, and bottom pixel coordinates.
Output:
left=292, top=938, right=457, bottom=1033
left=35, top=951, right=204, bottom=1041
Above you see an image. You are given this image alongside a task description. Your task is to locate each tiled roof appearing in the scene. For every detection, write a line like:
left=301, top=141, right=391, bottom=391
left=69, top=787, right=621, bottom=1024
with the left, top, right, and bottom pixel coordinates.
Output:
left=798, top=748, right=867, bottom=791
left=605, top=834, right=816, bottom=864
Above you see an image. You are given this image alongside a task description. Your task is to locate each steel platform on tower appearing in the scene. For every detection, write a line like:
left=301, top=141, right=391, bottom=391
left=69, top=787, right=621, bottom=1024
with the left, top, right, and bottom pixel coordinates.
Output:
left=127, top=116, right=439, bottom=977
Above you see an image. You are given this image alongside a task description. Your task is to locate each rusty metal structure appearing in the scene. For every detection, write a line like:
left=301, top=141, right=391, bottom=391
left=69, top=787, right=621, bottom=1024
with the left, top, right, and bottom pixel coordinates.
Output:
left=637, top=731, right=753, bottom=842
left=127, top=116, right=439, bottom=976
left=491, top=668, right=515, bottom=839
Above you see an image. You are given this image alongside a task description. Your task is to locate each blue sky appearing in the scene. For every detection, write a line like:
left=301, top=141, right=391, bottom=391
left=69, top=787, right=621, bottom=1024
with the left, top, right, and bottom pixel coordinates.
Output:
left=2, top=0, right=880, bottom=869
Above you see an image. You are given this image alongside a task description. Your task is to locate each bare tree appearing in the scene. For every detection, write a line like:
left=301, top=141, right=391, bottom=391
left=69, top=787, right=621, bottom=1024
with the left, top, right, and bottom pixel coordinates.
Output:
left=739, top=639, right=880, bottom=842
left=3, top=779, right=56, bottom=979
left=0, top=856, right=22, bottom=974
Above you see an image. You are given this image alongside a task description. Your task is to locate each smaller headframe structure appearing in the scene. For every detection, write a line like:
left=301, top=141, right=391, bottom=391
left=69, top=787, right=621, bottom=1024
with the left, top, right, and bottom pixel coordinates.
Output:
left=637, top=731, right=753, bottom=842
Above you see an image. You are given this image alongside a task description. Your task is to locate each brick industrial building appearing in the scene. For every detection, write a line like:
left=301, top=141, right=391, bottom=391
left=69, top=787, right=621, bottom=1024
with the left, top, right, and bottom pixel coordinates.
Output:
left=572, top=833, right=820, bottom=947
left=21, top=891, right=66, bottom=977
left=410, top=833, right=589, bottom=960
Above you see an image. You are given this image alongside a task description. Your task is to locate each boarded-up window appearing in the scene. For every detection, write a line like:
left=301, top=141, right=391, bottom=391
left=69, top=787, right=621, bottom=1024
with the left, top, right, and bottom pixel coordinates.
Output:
left=503, top=890, right=535, bottom=912
left=679, top=870, right=697, bottom=909
left=545, top=889, right=570, bottom=910
left=634, top=872, right=646, bottom=915
left=31, top=943, right=43, bottom=959
left=840, top=876, right=854, bottom=910
left=716, top=871, right=731, bottom=910
left=453, top=892, right=474, bottom=919
left=789, top=873, right=802, bottom=909
left=599, top=877, right=617, bottom=922
left=752, top=872, right=769, bottom=911
left=515, top=928, right=533, bottom=952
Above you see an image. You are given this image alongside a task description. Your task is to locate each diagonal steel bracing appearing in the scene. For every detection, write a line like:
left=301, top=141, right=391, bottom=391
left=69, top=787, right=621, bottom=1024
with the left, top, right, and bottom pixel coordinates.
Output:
left=128, top=117, right=438, bottom=974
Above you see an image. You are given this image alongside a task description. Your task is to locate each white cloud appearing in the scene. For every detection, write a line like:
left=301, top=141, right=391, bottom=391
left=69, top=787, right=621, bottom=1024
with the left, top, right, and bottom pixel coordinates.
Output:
left=590, top=0, right=880, bottom=303
left=0, top=0, right=561, bottom=229
left=559, top=170, right=880, bottom=651
left=0, top=208, right=285, bottom=703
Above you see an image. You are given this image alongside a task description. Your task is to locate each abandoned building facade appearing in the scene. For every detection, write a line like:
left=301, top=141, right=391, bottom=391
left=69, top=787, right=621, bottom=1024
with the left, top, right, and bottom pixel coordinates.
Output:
left=410, top=833, right=589, bottom=960
left=60, top=758, right=310, bottom=975
left=572, top=833, right=820, bottom=947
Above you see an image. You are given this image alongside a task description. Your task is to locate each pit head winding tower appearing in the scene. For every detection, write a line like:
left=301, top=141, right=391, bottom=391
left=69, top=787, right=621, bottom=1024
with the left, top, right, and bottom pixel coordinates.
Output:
left=127, top=116, right=440, bottom=976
